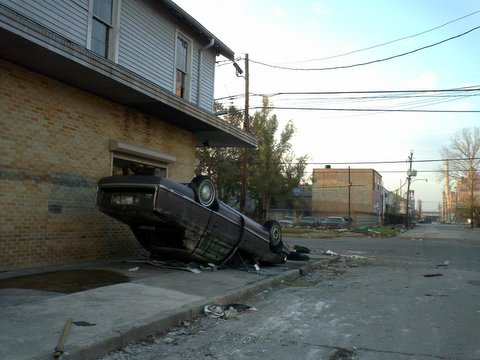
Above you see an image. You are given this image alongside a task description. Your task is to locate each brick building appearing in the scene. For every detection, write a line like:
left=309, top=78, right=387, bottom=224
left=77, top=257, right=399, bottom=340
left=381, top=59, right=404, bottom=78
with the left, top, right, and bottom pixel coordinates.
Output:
left=449, top=176, right=480, bottom=224
left=312, top=167, right=383, bottom=225
left=0, top=0, right=255, bottom=270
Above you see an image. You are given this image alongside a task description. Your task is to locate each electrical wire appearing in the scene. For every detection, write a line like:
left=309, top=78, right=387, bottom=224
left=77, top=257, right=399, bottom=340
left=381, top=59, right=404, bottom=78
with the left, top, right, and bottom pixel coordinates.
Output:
left=251, top=157, right=480, bottom=166
left=281, top=10, right=480, bottom=64
left=215, top=86, right=480, bottom=101
left=248, top=25, right=480, bottom=71
left=246, top=106, right=480, bottom=113
left=214, top=86, right=480, bottom=115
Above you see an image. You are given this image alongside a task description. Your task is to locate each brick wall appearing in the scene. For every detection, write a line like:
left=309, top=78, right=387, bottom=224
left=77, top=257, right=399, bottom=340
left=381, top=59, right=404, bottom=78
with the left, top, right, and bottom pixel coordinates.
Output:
left=312, top=168, right=381, bottom=218
left=0, top=60, right=197, bottom=270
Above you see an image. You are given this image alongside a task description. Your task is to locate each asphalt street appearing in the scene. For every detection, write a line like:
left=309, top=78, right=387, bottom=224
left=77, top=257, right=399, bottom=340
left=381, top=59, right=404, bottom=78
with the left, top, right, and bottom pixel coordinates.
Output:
left=98, top=223, right=480, bottom=360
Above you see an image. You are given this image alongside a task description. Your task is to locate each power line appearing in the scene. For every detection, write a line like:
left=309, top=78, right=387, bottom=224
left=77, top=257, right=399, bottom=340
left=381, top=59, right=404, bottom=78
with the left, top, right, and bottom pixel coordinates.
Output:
left=215, top=87, right=480, bottom=118
left=280, top=10, right=480, bottom=64
left=215, top=86, right=480, bottom=101
left=256, top=157, right=480, bottom=166
left=248, top=106, right=480, bottom=113
left=249, top=25, right=480, bottom=71
left=262, top=87, right=480, bottom=96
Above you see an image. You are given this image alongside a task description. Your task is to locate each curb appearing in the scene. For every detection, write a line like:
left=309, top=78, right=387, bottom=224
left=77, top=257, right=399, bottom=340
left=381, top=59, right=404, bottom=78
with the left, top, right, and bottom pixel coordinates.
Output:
left=64, top=258, right=334, bottom=360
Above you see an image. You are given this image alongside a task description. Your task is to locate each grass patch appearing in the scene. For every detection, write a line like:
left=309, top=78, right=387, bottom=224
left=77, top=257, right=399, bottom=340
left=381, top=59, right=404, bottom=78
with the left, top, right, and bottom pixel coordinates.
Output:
left=355, top=225, right=403, bottom=236
left=282, top=227, right=343, bottom=238
left=282, top=225, right=403, bottom=238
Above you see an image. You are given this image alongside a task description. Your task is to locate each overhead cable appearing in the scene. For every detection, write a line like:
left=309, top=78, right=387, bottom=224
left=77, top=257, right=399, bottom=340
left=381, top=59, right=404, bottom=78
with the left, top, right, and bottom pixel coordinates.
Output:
left=282, top=10, right=480, bottom=63
left=215, top=86, right=480, bottom=101
left=253, top=157, right=480, bottom=166
left=249, top=25, right=480, bottom=71
left=247, top=106, right=480, bottom=113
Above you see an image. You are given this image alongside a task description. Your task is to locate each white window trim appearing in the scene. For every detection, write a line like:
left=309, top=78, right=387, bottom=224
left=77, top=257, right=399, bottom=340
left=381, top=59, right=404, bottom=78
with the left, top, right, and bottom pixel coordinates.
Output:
left=111, top=154, right=169, bottom=177
left=109, top=140, right=176, bottom=164
left=86, top=0, right=121, bottom=62
left=174, top=30, right=193, bottom=101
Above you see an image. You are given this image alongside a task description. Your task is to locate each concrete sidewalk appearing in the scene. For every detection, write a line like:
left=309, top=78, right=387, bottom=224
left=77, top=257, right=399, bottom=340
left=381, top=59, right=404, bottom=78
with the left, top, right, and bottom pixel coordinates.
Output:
left=0, top=256, right=331, bottom=360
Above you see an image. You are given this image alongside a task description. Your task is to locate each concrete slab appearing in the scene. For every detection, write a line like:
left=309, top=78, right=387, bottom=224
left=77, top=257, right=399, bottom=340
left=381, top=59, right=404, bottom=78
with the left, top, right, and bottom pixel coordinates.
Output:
left=0, top=257, right=327, bottom=360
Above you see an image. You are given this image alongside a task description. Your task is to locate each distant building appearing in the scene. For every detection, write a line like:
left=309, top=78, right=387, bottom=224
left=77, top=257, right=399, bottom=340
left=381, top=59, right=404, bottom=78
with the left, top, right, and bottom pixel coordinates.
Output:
left=312, top=167, right=383, bottom=225
left=449, top=176, right=480, bottom=224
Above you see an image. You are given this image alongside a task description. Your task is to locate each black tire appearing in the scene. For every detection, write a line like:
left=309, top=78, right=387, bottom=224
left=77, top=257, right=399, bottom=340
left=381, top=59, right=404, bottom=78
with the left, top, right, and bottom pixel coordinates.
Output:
left=293, top=244, right=311, bottom=254
left=264, top=220, right=283, bottom=253
left=287, top=252, right=310, bottom=261
left=190, top=175, right=216, bottom=208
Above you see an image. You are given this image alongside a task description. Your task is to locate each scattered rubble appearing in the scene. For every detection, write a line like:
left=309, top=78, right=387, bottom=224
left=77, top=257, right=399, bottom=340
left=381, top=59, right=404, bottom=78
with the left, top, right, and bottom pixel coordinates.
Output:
left=204, top=303, right=257, bottom=319
left=423, top=273, right=443, bottom=278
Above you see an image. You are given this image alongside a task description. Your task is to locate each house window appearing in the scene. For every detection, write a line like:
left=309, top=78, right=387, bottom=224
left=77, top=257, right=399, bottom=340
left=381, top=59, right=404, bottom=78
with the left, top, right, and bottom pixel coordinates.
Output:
left=112, top=156, right=167, bottom=177
left=90, top=0, right=118, bottom=59
left=175, top=34, right=191, bottom=99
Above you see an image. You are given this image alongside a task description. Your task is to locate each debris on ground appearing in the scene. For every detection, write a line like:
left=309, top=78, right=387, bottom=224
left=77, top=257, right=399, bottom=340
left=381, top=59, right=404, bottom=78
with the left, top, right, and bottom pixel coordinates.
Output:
left=286, top=244, right=311, bottom=261
left=72, top=321, right=96, bottom=327
left=293, top=244, right=311, bottom=253
left=329, top=347, right=356, bottom=360
left=204, top=303, right=257, bottom=319
left=423, top=273, right=443, bottom=277
left=126, top=258, right=220, bottom=274
left=287, top=251, right=310, bottom=261
left=54, top=317, right=73, bottom=359
left=204, top=304, right=224, bottom=318
left=343, top=254, right=375, bottom=261
left=324, top=250, right=338, bottom=256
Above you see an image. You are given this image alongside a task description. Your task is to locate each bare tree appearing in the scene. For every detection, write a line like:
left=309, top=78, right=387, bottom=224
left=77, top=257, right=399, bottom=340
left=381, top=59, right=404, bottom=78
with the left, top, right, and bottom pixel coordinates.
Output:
left=440, top=127, right=480, bottom=227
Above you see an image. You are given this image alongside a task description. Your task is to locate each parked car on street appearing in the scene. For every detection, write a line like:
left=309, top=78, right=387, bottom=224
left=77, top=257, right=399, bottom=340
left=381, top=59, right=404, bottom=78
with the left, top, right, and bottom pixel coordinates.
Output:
left=96, top=175, right=289, bottom=265
left=318, top=217, right=327, bottom=227
left=325, top=216, right=349, bottom=229
left=278, top=216, right=295, bottom=228
left=298, top=216, right=318, bottom=228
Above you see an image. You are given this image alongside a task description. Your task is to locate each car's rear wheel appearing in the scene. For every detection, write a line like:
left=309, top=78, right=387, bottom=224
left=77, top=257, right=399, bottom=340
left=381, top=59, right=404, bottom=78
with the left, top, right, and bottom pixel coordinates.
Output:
left=264, top=220, right=283, bottom=253
left=190, top=175, right=217, bottom=208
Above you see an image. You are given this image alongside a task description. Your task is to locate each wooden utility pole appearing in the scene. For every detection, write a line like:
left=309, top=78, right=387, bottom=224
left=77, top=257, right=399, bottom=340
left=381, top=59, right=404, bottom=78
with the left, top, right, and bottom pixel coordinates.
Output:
left=471, top=168, right=475, bottom=228
left=240, top=54, right=249, bottom=213
left=405, top=151, right=413, bottom=228
left=348, top=166, right=351, bottom=223
left=445, top=159, right=451, bottom=222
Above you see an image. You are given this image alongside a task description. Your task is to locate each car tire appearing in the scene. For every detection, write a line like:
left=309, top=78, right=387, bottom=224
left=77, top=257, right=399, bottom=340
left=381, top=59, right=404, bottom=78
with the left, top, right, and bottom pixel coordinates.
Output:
left=264, top=220, right=283, bottom=253
left=287, top=252, right=310, bottom=261
left=190, top=175, right=217, bottom=208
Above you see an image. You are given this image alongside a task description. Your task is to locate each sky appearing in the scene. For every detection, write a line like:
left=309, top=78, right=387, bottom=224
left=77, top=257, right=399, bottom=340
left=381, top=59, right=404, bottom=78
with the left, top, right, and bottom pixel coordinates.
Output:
left=173, top=0, right=480, bottom=212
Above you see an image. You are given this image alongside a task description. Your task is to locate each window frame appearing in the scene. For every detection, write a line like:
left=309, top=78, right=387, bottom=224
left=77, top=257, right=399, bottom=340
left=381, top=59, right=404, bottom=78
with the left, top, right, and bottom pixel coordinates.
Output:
left=111, top=154, right=168, bottom=177
left=87, top=0, right=121, bottom=61
left=174, top=31, right=193, bottom=100
left=109, top=139, right=176, bottom=178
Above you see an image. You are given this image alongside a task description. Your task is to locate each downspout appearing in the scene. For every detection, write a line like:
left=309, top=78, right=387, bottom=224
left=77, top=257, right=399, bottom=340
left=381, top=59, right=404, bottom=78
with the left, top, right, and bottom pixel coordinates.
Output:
left=197, top=38, right=215, bottom=107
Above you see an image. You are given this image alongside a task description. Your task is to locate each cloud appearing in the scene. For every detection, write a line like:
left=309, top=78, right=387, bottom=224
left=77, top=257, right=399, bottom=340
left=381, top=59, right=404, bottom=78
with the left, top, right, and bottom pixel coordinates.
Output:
left=272, top=6, right=287, bottom=18
left=452, top=102, right=471, bottom=111
left=312, top=2, right=330, bottom=15
left=404, top=72, right=438, bottom=89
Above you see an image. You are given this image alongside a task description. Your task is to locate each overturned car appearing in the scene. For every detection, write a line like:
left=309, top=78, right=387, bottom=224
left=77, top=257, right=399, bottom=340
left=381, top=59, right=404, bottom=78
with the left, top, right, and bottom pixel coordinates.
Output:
left=96, top=175, right=289, bottom=265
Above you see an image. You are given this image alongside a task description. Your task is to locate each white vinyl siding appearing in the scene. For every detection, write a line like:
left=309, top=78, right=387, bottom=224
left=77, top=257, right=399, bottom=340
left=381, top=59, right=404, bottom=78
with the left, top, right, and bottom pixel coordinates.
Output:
left=1, top=0, right=89, bottom=46
left=198, top=50, right=215, bottom=111
left=117, top=0, right=175, bottom=92
left=1, top=0, right=218, bottom=112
